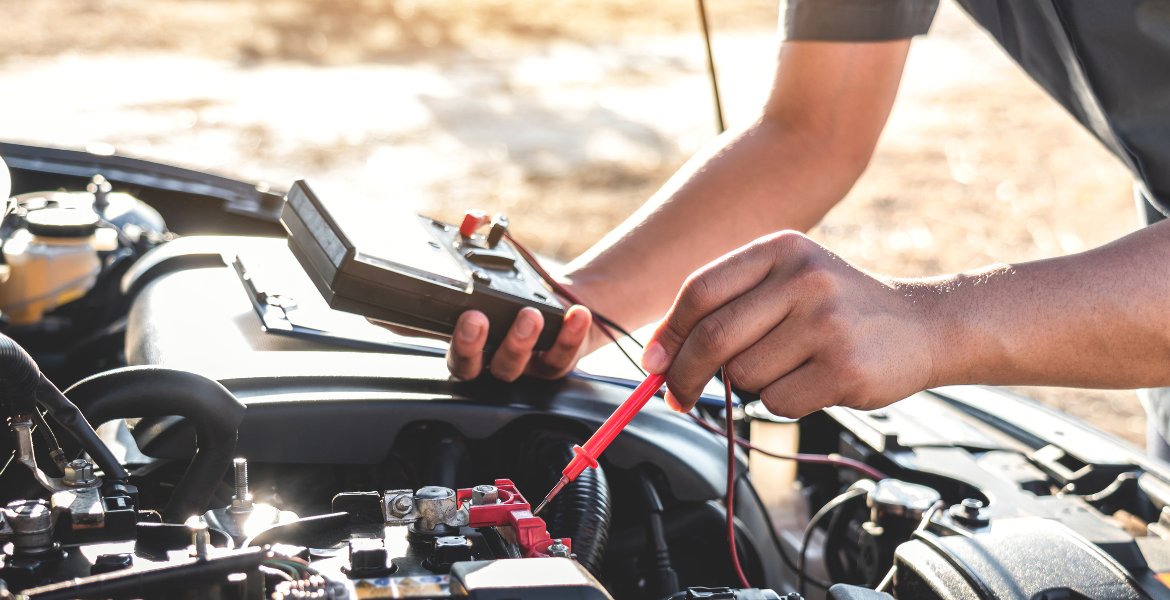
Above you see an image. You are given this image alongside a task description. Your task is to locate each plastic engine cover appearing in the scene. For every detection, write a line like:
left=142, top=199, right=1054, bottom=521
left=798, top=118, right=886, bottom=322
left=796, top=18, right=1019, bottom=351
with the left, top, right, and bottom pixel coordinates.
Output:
left=893, top=518, right=1150, bottom=600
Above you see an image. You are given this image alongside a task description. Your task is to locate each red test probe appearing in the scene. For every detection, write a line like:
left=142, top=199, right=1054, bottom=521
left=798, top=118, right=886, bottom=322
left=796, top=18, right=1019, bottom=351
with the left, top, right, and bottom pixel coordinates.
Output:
left=533, top=372, right=667, bottom=516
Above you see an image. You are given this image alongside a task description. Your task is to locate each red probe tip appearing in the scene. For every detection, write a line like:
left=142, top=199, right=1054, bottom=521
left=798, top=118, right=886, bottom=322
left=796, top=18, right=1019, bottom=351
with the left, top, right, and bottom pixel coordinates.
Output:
left=533, top=475, right=570, bottom=516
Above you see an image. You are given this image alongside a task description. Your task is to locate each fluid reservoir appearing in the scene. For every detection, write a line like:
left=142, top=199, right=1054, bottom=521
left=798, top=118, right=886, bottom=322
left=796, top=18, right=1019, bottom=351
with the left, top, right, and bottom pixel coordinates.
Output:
left=745, top=400, right=800, bottom=525
left=0, top=208, right=102, bottom=326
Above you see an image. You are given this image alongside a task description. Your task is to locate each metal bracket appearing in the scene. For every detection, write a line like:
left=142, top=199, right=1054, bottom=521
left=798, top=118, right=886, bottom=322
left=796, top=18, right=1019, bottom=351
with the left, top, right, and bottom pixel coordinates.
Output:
left=51, top=487, right=105, bottom=529
left=11, top=421, right=72, bottom=493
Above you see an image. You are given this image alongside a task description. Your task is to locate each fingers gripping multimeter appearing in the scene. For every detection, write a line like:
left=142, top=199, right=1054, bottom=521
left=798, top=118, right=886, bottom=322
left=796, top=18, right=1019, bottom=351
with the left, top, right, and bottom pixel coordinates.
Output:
left=280, top=179, right=565, bottom=351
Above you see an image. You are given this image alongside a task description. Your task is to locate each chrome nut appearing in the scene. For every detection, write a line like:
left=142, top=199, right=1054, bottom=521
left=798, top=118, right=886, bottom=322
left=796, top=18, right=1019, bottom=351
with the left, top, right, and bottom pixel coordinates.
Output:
left=547, top=539, right=570, bottom=558
left=472, top=485, right=498, bottom=506
left=63, top=458, right=96, bottom=487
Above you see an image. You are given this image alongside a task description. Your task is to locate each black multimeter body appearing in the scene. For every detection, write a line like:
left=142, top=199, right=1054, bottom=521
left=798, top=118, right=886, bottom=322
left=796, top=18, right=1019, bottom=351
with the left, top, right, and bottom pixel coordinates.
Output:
left=280, top=179, right=565, bottom=351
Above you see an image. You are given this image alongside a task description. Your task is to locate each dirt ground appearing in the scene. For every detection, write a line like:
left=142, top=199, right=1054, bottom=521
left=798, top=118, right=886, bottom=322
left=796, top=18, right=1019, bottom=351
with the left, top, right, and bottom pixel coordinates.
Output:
left=0, top=0, right=1149, bottom=447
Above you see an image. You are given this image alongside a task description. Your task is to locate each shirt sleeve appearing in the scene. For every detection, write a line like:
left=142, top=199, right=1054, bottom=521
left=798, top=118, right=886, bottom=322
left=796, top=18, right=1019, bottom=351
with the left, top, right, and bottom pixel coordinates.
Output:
left=781, top=0, right=941, bottom=41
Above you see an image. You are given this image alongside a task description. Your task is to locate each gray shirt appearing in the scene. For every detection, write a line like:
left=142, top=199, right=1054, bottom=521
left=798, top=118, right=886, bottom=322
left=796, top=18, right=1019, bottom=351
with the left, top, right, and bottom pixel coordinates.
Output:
left=781, top=0, right=1170, bottom=215
left=783, top=0, right=1170, bottom=441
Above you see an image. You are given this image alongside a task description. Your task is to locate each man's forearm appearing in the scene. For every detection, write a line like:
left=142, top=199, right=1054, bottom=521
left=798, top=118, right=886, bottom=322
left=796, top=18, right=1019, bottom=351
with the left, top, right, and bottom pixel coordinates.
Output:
left=560, top=41, right=913, bottom=345
left=563, top=119, right=861, bottom=333
left=922, top=220, right=1170, bottom=389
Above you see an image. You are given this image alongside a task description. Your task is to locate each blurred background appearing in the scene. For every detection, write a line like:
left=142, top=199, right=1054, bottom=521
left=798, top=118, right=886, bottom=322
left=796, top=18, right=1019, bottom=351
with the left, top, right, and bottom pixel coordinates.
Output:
left=0, top=0, right=1146, bottom=445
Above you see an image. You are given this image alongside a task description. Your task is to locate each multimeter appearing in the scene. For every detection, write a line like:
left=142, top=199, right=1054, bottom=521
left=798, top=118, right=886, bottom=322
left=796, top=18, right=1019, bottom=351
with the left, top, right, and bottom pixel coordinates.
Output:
left=280, top=179, right=565, bottom=351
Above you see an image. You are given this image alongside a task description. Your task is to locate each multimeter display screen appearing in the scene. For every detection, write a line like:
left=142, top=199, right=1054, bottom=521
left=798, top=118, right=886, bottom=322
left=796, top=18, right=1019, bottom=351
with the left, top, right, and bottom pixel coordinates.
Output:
left=327, top=196, right=471, bottom=291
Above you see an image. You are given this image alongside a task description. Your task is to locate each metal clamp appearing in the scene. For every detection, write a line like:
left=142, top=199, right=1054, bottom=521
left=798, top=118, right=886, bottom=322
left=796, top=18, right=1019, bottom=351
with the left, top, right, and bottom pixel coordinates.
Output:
left=415, top=487, right=469, bottom=531
left=383, top=489, right=420, bottom=525
left=383, top=487, right=470, bottom=530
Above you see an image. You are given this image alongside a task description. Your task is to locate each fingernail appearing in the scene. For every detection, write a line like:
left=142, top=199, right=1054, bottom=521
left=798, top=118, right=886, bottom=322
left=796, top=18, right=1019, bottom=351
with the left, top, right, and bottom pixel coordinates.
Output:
left=665, top=392, right=683, bottom=413
left=568, top=310, right=588, bottom=332
left=515, top=313, right=538, bottom=339
left=641, top=341, right=666, bottom=373
left=459, top=318, right=483, bottom=342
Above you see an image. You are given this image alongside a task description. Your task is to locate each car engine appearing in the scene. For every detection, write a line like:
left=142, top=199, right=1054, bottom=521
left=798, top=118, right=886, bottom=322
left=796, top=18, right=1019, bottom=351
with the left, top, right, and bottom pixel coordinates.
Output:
left=4, top=143, right=1170, bottom=600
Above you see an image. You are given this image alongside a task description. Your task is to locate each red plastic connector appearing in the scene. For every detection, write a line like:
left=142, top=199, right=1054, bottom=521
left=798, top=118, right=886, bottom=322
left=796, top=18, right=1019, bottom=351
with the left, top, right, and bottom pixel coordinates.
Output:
left=458, top=479, right=570, bottom=558
left=459, top=210, right=490, bottom=237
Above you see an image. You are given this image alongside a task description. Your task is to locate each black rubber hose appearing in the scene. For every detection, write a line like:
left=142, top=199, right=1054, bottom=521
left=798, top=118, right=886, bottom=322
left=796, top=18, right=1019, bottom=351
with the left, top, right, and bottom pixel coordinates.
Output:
left=638, top=471, right=679, bottom=598
left=526, top=432, right=611, bottom=577
left=36, top=376, right=129, bottom=482
left=64, top=367, right=246, bottom=523
left=0, top=332, right=42, bottom=417
left=0, top=332, right=127, bottom=482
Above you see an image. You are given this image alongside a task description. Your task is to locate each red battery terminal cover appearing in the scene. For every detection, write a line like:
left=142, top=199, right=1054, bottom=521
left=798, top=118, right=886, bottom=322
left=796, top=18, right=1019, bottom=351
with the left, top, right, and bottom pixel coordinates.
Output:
left=457, top=479, right=571, bottom=558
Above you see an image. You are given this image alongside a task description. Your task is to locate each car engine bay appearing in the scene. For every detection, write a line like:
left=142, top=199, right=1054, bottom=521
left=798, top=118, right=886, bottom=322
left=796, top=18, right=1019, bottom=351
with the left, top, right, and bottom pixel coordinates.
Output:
left=4, top=143, right=1170, bottom=600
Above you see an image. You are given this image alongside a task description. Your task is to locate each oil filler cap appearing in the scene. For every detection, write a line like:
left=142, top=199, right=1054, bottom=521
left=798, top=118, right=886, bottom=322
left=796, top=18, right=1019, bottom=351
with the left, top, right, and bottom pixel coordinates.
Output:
left=26, top=208, right=99, bottom=238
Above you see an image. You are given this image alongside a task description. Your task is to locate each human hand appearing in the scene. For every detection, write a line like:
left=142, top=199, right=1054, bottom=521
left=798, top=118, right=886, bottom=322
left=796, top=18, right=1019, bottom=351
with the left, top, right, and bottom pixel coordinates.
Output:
left=444, top=305, right=593, bottom=381
left=373, top=303, right=594, bottom=381
left=640, top=231, right=938, bottom=417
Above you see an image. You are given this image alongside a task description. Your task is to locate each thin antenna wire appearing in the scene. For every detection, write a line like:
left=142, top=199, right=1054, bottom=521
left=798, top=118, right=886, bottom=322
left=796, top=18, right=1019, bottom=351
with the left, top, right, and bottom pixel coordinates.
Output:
left=695, top=0, right=726, bottom=134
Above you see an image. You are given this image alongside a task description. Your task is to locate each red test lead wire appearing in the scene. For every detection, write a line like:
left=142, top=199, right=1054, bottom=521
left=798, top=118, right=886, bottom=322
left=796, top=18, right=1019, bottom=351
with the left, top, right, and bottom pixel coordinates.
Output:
left=533, top=372, right=668, bottom=516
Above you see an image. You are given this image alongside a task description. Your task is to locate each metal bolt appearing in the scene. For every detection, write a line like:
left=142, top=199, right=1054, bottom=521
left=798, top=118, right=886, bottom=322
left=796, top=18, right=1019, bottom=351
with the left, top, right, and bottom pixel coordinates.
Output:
left=472, top=485, right=499, bottom=506
left=948, top=497, right=989, bottom=528
left=547, top=539, right=570, bottom=558
left=63, top=458, right=96, bottom=486
left=393, top=494, right=413, bottom=515
left=232, top=458, right=252, bottom=510
left=186, top=516, right=210, bottom=560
